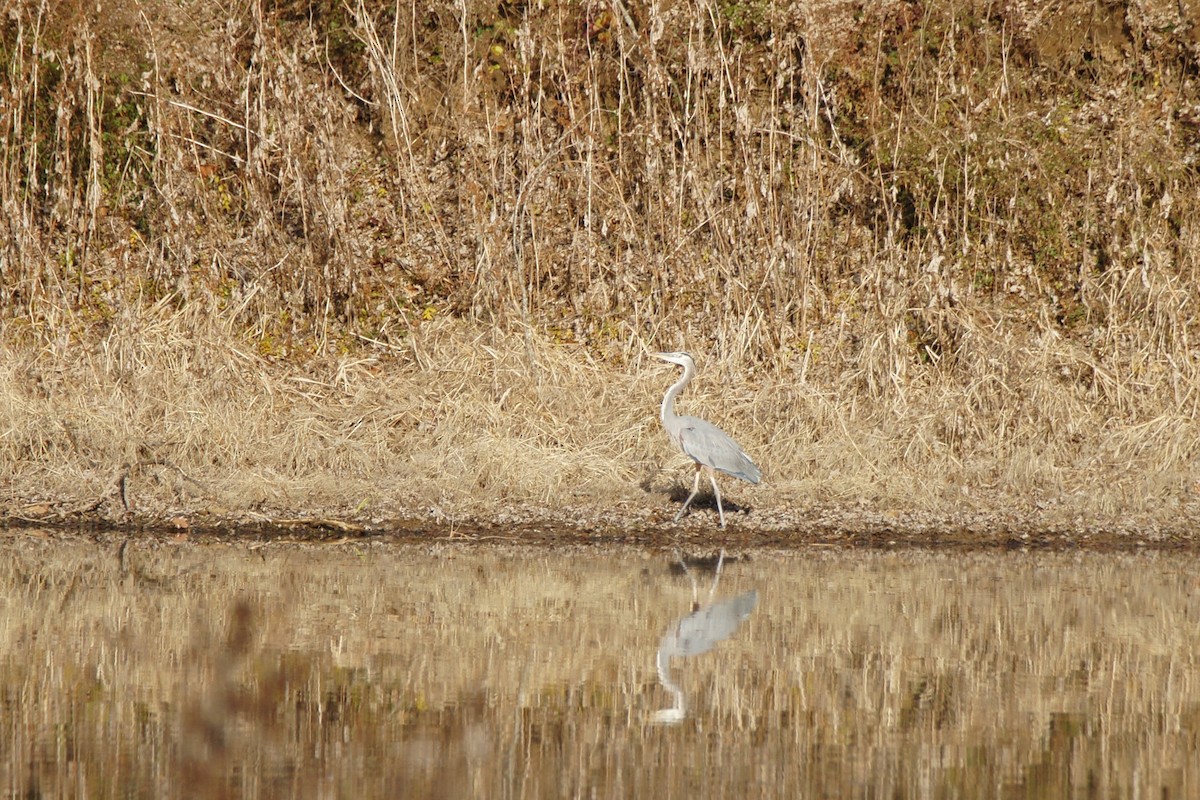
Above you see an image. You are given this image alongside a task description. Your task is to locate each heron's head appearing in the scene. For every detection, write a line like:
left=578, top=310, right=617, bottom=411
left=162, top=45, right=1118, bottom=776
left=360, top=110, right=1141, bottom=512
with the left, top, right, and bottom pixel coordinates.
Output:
left=651, top=706, right=687, bottom=725
left=653, top=351, right=695, bottom=370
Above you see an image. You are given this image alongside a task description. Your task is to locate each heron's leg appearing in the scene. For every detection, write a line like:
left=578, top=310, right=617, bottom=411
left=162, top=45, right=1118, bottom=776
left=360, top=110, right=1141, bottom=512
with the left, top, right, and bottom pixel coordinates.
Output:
left=706, top=467, right=726, bottom=528
left=674, top=465, right=703, bottom=522
left=706, top=548, right=726, bottom=603
left=674, top=548, right=700, bottom=604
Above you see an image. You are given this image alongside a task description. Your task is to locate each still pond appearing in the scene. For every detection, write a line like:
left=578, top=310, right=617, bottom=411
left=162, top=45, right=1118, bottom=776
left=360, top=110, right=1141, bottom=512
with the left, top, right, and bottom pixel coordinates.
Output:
left=2, top=531, right=1199, bottom=798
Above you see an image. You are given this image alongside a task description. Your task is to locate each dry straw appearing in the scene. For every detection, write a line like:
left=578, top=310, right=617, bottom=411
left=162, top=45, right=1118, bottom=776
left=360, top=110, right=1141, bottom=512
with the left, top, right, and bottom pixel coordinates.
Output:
left=2, top=1, right=1199, bottom=529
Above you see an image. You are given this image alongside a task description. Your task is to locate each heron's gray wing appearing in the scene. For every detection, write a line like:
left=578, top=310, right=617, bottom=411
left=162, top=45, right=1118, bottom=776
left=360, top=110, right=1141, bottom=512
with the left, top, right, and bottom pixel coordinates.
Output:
left=663, top=590, right=758, bottom=657
left=676, top=416, right=762, bottom=484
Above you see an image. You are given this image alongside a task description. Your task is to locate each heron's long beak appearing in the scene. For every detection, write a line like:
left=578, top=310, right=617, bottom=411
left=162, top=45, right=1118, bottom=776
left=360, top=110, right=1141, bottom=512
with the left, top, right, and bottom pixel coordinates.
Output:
left=652, top=351, right=689, bottom=368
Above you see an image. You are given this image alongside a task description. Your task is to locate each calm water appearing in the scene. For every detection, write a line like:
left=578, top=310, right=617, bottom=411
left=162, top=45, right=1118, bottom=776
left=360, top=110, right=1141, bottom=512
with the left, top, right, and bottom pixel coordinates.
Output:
left=2, top=533, right=1199, bottom=798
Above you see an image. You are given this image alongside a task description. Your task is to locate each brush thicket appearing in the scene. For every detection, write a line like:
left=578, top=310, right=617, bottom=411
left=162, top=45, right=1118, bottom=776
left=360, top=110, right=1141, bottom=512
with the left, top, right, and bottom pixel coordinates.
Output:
left=2, top=1, right=1199, bottom=526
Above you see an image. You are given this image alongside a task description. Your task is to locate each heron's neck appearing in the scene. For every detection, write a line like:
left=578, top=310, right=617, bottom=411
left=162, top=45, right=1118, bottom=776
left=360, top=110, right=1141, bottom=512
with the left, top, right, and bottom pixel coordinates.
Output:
left=653, top=648, right=687, bottom=723
left=660, top=365, right=693, bottom=426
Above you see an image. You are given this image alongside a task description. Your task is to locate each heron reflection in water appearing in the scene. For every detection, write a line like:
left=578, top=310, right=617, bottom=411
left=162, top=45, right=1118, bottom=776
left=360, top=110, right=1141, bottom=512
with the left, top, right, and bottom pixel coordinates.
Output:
left=653, top=549, right=758, bottom=724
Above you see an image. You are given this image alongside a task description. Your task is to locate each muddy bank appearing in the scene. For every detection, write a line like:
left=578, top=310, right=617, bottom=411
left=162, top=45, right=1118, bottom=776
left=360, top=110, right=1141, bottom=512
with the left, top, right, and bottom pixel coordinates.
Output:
left=3, top=503, right=1195, bottom=553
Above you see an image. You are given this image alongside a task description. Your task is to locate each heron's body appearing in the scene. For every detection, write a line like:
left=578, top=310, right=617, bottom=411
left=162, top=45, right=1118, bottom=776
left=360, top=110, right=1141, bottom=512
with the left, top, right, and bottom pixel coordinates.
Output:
left=654, top=351, right=760, bottom=527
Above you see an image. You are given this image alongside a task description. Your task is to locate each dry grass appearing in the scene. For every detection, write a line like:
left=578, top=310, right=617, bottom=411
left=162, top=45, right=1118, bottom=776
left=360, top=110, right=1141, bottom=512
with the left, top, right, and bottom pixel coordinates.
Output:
left=3, top=306, right=1198, bottom=529
left=0, top=310, right=657, bottom=521
left=3, top=0, right=1200, bottom=529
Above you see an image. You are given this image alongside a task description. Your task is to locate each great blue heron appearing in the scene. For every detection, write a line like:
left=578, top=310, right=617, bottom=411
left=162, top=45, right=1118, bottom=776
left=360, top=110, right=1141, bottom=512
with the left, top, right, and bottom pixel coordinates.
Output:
left=653, top=550, right=758, bottom=724
left=654, top=351, right=761, bottom=527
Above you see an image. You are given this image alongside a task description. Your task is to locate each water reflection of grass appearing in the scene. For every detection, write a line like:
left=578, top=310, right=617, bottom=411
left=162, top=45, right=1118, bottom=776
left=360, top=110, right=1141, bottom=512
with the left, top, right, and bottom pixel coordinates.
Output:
left=2, top=537, right=1198, bottom=797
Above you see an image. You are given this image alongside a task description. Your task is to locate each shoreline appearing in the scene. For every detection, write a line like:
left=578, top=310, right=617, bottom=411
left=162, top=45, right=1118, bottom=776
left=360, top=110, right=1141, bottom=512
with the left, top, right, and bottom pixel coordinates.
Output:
left=4, top=503, right=1196, bottom=553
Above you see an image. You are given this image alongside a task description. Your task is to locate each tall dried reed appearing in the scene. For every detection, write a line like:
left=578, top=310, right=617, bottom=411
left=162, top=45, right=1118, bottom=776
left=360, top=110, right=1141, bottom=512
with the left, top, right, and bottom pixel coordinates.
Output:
left=3, top=1, right=1199, bottom=526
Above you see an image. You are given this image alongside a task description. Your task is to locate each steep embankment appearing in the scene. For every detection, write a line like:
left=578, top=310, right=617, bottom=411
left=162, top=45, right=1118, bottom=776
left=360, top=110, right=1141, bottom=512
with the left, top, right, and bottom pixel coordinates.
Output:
left=3, top=1, right=1200, bottom=539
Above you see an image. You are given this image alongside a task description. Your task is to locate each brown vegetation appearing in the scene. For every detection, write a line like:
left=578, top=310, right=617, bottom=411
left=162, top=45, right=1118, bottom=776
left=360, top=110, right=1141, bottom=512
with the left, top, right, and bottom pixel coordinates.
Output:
left=3, top=0, right=1200, bottom=534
